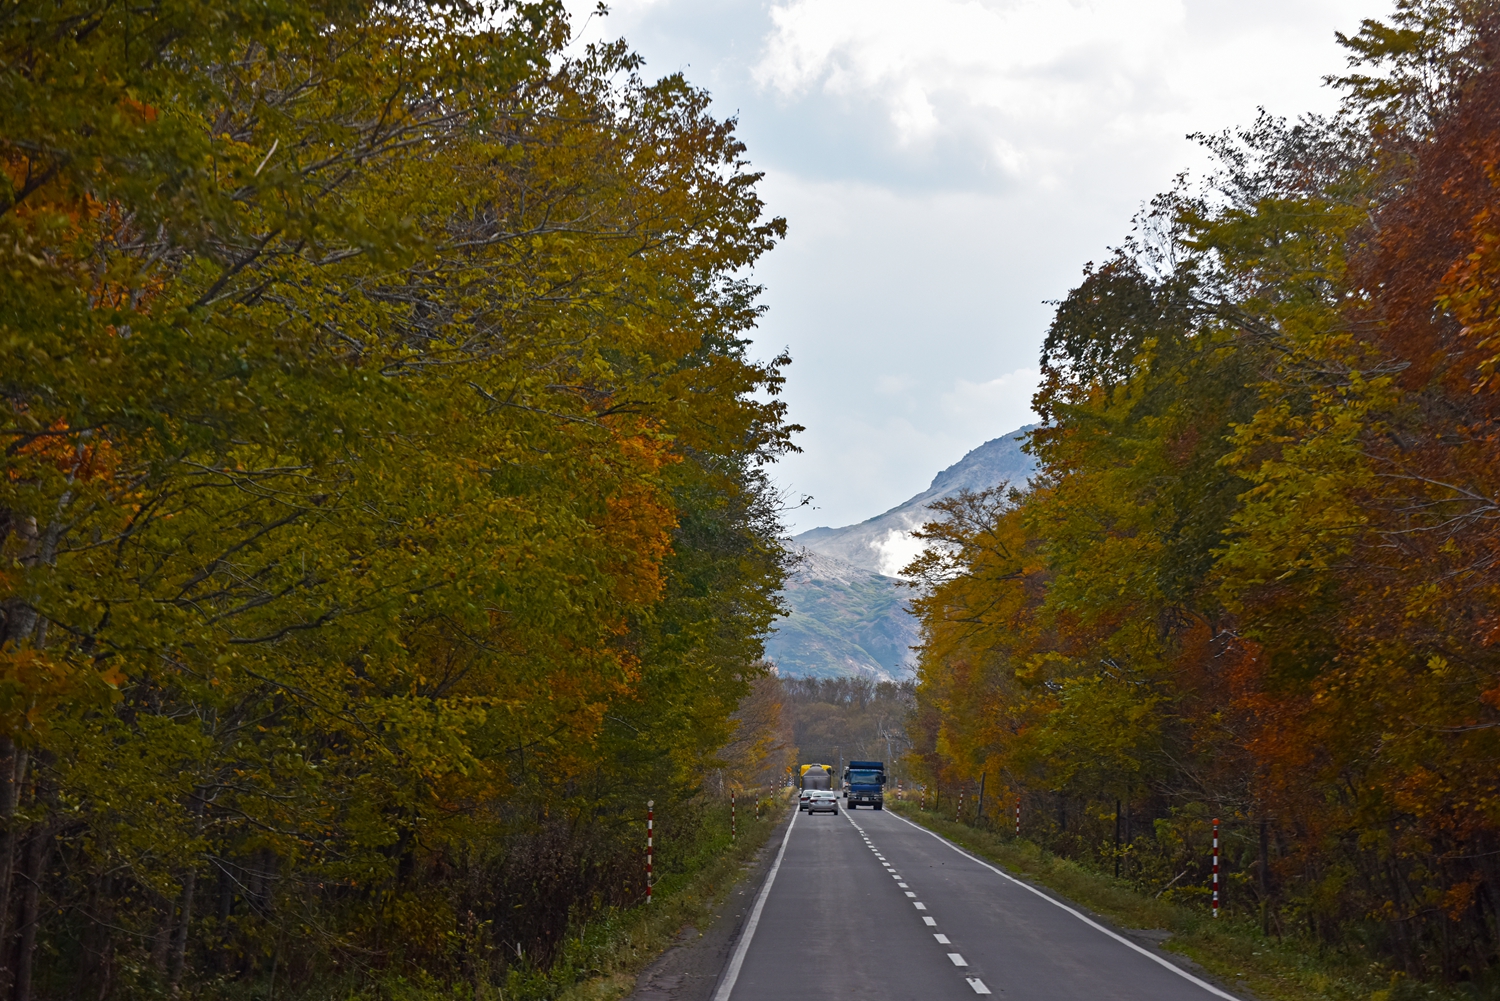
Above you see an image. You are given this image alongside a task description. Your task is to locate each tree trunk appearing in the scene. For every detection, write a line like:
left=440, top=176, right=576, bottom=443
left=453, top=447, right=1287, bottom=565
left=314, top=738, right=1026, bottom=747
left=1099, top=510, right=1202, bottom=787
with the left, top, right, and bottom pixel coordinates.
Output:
left=0, top=742, right=27, bottom=997
left=73, top=873, right=114, bottom=1001
left=168, top=868, right=197, bottom=989
left=12, top=821, right=49, bottom=1001
left=168, top=791, right=206, bottom=989
left=0, top=744, right=25, bottom=996
left=216, top=863, right=234, bottom=974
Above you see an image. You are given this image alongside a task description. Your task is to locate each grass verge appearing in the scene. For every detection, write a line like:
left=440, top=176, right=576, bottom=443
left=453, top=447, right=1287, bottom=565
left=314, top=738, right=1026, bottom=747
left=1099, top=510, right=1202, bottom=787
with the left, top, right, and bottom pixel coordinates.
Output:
left=888, top=800, right=1476, bottom=1001
left=531, top=792, right=790, bottom=1001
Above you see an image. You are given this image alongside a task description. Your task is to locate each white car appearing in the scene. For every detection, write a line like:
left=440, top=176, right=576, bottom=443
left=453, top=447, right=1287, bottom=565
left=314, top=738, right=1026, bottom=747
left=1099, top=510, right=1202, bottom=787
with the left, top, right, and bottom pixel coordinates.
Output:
left=806, top=790, right=839, bottom=815
left=798, top=787, right=831, bottom=811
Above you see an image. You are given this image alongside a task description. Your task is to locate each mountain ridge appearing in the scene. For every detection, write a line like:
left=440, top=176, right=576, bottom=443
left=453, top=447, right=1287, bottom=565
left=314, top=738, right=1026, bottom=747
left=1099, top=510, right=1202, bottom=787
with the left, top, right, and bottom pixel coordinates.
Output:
left=790, top=424, right=1038, bottom=576
left=767, top=424, right=1039, bottom=679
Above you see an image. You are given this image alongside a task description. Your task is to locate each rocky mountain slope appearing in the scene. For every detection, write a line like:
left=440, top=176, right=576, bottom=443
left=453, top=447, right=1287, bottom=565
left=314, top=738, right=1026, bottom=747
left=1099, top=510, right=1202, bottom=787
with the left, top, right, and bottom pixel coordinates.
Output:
left=762, top=551, right=919, bottom=680
left=768, top=424, right=1038, bottom=679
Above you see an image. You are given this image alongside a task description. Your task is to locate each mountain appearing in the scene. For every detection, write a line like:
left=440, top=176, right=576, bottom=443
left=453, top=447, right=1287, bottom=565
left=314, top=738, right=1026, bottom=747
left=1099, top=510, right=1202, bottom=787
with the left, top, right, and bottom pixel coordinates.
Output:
left=792, top=424, right=1037, bottom=576
left=766, top=424, right=1038, bottom=680
left=763, top=551, right=919, bottom=681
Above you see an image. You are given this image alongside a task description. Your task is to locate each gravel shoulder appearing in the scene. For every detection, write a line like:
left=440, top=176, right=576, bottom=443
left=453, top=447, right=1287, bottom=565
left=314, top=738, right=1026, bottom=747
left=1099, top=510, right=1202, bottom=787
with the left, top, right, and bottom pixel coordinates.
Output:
left=627, top=809, right=792, bottom=1001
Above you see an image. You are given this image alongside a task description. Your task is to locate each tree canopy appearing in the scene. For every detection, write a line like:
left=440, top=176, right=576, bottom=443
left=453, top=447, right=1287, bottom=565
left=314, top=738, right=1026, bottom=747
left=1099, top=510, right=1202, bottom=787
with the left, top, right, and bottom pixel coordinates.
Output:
left=0, top=0, right=796, bottom=994
left=908, top=0, right=1500, bottom=981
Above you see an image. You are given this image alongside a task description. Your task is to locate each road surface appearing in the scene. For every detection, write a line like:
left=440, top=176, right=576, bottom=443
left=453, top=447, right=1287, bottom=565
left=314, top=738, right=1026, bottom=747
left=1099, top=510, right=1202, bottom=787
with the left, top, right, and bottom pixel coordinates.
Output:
left=712, top=805, right=1241, bottom=1001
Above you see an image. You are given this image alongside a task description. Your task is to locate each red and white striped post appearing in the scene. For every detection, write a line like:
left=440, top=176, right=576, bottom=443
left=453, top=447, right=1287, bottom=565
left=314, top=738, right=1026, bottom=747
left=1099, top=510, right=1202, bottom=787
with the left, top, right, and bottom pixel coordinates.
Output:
left=731, top=789, right=737, bottom=842
left=1212, top=817, right=1220, bottom=919
left=957, top=790, right=964, bottom=823
left=647, top=800, right=654, bottom=904
left=1015, top=796, right=1021, bottom=837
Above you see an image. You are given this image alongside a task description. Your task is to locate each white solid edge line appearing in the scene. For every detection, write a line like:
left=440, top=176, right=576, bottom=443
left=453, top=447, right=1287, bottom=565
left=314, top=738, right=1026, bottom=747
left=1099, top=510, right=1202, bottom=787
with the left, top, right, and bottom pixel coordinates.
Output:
left=886, top=810, right=1242, bottom=1001
left=712, top=807, right=799, bottom=1001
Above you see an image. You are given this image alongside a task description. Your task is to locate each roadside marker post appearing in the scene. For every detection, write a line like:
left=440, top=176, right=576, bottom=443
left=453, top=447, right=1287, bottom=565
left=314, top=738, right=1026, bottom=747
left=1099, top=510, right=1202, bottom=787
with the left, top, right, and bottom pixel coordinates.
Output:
left=1015, top=797, right=1021, bottom=838
left=957, top=790, right=964, bottom=823
left=731, top=789, right=737, bottom=842
left=1212, top=818, right=1220, bottom=918
left=647, top=800, right=654, bottom=904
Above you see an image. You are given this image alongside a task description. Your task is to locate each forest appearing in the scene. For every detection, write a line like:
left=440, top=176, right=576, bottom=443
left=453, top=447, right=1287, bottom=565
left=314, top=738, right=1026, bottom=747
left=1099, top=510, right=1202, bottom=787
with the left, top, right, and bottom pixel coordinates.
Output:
left=0, top=0, right=797, bottom=996
left=777, top=676, right=914, bottom=784
left=906, top=0, right=1500, bottom=987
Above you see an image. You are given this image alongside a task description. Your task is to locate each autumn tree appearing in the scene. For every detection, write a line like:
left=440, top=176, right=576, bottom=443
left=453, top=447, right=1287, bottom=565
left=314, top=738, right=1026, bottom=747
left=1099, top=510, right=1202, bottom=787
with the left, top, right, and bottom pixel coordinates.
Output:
left=908, top=0, right=1500, bottom=978
left=1, top=0, right=796, bottom=994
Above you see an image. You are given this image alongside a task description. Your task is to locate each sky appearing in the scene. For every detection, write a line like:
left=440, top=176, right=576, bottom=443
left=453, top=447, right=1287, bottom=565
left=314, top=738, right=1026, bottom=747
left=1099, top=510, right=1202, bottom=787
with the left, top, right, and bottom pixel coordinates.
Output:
left=567, top=0, right=1392, bottom=533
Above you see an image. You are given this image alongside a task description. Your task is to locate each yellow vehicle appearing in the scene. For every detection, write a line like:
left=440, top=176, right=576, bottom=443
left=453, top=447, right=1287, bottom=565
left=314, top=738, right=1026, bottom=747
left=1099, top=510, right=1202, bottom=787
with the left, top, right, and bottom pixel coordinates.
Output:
left=799, top=763, right=833, bottom=790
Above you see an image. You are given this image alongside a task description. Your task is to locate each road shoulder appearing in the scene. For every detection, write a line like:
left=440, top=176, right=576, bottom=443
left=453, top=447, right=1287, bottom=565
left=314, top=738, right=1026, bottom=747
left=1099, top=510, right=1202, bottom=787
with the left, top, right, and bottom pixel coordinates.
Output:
left=626, top=809, right=794, bottom=1001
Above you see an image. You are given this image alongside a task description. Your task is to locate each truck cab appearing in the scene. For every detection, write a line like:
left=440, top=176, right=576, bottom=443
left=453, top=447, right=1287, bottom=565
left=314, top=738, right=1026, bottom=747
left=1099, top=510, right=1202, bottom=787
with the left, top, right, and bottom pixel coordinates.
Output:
left=843, top=760, right=885, bottom=810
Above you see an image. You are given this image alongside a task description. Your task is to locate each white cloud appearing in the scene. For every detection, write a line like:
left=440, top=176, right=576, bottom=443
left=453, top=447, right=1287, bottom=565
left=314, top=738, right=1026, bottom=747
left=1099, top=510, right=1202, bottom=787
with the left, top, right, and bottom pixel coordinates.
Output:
left=754, top=0, right=1372, bottom=186
left=756, top=179, right=1058, bottom=530
left=562, top=0, right=1392, bottom=533
left=871, top=529, right=926, bottom=579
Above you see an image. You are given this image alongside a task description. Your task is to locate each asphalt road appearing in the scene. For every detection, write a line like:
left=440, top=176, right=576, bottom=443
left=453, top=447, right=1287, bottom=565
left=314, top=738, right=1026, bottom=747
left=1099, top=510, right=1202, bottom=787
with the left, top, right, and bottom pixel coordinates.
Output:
left=712, top=804, right=1242, bottom=1001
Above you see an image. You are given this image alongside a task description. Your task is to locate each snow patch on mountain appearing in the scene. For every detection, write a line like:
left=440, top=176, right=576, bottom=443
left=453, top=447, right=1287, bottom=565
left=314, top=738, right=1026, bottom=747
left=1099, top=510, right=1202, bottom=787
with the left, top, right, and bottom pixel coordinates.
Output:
left=791, top=424, right=1037, bottom=575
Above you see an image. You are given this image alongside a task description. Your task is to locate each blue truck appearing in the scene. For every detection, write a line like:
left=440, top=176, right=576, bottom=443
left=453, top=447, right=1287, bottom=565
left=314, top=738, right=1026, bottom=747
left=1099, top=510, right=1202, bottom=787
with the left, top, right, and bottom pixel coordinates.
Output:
left=843, top=760, right=885, bottom=810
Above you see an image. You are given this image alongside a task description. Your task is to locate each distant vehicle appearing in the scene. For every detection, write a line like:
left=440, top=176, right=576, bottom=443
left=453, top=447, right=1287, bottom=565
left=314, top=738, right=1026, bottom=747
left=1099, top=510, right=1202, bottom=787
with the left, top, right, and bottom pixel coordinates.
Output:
left=799, top=763, right=833, bottom=790
left=843, top=760, right=886, bottom=810
left=806, top=790, right=839, bottom=815
left=798, top=789, right=815, bottom=811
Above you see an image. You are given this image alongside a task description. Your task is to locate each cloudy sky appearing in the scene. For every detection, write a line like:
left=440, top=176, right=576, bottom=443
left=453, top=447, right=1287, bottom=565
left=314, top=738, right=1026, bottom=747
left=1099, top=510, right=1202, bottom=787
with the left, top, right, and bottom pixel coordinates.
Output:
left=568, top=0, right=1392, bottom=533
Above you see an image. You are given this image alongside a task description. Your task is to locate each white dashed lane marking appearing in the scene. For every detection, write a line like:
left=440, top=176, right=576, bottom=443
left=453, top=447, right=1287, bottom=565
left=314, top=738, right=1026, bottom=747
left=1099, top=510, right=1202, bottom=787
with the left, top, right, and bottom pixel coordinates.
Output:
left=854, top=814, right=993, bottom=996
